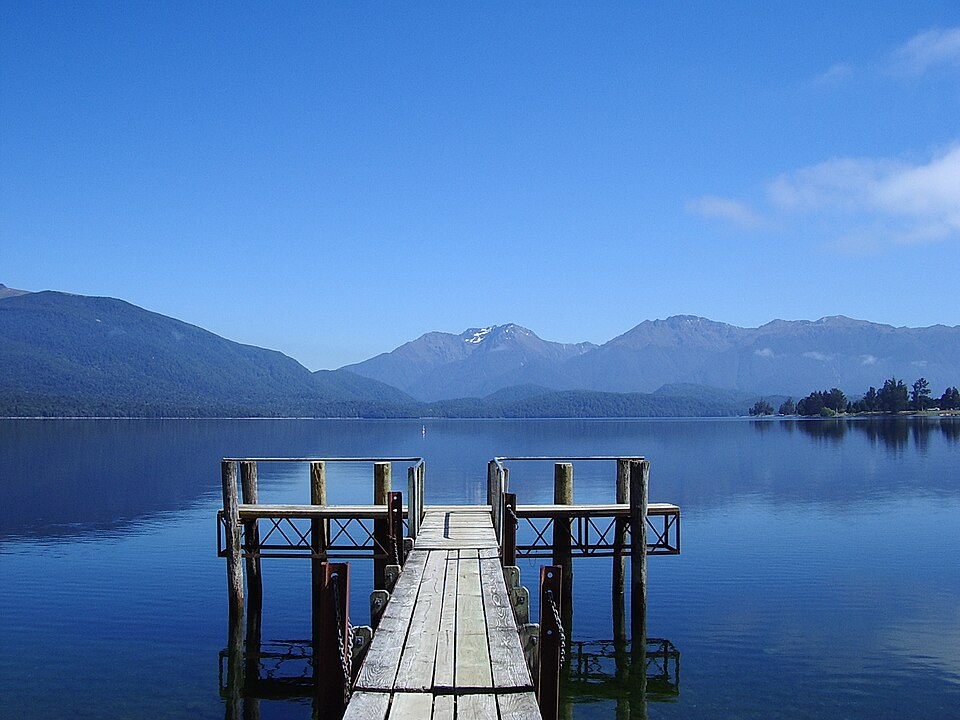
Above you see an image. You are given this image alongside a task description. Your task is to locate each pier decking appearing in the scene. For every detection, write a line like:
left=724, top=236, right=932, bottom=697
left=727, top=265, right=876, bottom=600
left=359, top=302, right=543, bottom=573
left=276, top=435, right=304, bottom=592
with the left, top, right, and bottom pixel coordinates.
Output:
left=346, top=507, right=539, bottom=719
left=217, top=456, right=679, bottom=720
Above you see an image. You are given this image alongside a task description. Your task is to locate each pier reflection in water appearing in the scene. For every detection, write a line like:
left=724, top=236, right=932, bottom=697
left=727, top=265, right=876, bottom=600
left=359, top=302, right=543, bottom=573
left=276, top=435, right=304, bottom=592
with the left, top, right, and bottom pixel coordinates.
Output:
left=219, top=634, right=681, bottom=719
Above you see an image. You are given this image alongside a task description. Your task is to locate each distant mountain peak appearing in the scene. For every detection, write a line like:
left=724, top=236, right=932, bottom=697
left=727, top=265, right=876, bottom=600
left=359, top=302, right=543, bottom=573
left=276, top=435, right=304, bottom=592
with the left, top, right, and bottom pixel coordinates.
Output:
left=0, top=283, right=31, bottom=299
left=462, top=326, right=496, bottom=344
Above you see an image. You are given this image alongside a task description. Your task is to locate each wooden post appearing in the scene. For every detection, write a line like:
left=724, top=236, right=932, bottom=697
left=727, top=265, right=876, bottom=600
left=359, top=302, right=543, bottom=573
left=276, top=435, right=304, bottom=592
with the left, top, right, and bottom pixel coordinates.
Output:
left=387, top=491, right=404, bottom=566
left=407, top=466, right=419, bottom=539
left=629, top=459, right=650, bottom=645
left=313, top=562, right=351, bottom=715
left=613, top=458, right=629, bottom=646
left=373, top=462, right=392, bottom=589
left=310, top=460, right=328, bottom=557
left=417, top=461, right=425, bottom=527
left=310, top=460, right=327, bottom=661
left=503, top=492, right=517, bottom=566
left=538, top=565, right=563, bottom=720
left=222, top=460, right=245, bottom=720
left=487, top=460, right=502, bottom=542
left=553, top=462, right=574, bottom=644
left=222, top=460, right=245, bottom=624
left=239, top=461, right=262, bottom=608
left=239, top=461, right=262, bottom=719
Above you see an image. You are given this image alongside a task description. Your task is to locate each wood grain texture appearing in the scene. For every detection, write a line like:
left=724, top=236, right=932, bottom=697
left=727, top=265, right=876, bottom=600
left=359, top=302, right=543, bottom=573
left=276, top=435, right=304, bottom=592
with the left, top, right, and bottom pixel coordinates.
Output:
left=433, top=551, right=458, bottom=690
left=386, top=692, right=433, bottom=719
left=347, top=508, right=542, bottom=719
left=341, top=691, right=390, bottom=720
left=497, top=692, right=541, bottom=720
left=456, top=694, right=498, bottom=720
left=395, top=551, right=447, bottom=690
left=431, top=694, right=455, bottom=720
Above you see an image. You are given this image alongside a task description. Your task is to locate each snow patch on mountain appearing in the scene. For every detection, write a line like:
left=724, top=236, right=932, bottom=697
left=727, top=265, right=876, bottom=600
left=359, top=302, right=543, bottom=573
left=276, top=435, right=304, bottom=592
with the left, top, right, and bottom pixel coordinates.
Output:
left=464, top=326, right=495, bottom=344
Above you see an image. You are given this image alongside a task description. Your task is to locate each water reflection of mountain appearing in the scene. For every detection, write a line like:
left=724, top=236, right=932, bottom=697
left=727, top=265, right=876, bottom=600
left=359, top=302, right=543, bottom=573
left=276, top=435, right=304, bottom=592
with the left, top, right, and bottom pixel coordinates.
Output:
left=0, top=419, right=426, bottom=540
left=4, top=416, right=958, bottom=541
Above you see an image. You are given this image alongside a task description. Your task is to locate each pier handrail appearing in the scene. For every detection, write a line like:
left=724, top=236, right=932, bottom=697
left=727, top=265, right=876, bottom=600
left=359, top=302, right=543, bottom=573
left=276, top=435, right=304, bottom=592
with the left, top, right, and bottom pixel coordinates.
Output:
left=223, top=456, right=424, bottom=463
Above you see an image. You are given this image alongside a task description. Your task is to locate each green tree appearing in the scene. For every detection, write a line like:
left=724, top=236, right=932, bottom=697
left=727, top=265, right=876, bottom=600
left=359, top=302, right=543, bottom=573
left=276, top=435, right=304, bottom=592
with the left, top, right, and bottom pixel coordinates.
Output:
left=825, top=388, right=847, bottom=412
left=749, top=399, right=774, bottom=416
left=939, top=386, right=960, bottom=410
left=796, top=391, right=825, bottom=416
left=911, top=377, right=932, bottom=411
left=778, top=397, right=795, bottom=415
left=878, top=377, right=909, bottom=413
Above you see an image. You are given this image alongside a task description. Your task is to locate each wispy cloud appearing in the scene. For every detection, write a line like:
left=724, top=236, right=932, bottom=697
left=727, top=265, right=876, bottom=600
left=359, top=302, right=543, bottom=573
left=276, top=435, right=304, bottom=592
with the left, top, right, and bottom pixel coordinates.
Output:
left=688, top=143, right=960, bottom=253
left=685, top=195, right=765, bottom=229
left=809, top=27, right=960, bottom=86
left=892, top=27, right=960, bottom=75
left=810, top=62, right=853, bottom=87
left=768, top=145, right=960, bottom=247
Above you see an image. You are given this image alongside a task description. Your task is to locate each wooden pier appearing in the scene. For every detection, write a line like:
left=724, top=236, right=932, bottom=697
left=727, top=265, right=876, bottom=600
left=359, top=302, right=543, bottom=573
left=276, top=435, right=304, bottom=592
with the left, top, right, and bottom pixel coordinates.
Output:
left=346, top=507, right=539, bottom=719
left=217, top=456, right=680, bottom=720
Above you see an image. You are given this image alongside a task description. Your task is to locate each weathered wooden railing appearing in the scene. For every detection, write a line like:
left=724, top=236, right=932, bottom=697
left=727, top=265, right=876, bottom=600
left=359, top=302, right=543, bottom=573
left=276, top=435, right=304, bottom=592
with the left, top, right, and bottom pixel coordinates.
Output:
left=219, top=455, right=680, bottom=720
left=489, top=457, right=681, bottom=645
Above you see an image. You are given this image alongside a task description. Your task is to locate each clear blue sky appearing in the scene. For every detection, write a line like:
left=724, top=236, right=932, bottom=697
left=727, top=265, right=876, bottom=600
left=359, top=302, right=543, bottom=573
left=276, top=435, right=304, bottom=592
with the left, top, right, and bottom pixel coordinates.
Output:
left=2, top=2, right=959, bottom=369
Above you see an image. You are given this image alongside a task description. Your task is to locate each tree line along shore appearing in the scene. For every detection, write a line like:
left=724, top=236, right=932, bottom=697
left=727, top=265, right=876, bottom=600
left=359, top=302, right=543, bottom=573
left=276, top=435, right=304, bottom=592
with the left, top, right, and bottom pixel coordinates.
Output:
left=749, top=377, right=960, bottom=417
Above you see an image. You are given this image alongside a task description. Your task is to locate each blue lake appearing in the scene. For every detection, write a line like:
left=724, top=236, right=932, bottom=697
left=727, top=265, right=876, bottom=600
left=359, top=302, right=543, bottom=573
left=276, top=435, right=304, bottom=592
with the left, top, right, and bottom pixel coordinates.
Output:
left=1, top=417, right=959, bottom=719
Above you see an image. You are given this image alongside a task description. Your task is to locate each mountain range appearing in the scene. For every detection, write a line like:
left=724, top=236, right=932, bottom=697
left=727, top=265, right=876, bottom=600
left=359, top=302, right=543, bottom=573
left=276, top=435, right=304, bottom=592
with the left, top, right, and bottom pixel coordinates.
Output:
left=344, top=315, right=960, bottom=401
left=0, top=287, right=411, bottom=417
left=2, top=283, right=958, bottom=417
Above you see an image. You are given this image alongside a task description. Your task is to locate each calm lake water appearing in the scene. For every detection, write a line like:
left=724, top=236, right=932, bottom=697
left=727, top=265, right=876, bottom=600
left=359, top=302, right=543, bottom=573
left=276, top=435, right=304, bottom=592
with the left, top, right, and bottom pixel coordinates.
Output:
left=1, top=417, right=959, bottom=719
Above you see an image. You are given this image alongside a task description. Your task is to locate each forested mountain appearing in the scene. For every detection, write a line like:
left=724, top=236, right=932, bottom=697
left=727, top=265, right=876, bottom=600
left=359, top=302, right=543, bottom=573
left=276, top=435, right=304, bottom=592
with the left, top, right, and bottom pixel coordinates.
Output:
left=3, top=285, right=956, bottom=418
left=342, top=324, right=596, bottom=401
left=346, top=315, right=960, bottom=399
left=0, top=290, right=412, bottom=417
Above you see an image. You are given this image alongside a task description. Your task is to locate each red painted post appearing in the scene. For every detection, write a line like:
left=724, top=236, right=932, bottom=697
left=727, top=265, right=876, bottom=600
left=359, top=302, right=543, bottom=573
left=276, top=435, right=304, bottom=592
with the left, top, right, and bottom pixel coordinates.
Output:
left=538, top=565, right=563, bottom=720
left=313, top=562, right=351, bottom=714
left=387, top=491, right=404, bottom=566
left=503, top=492, right=517, bottom=566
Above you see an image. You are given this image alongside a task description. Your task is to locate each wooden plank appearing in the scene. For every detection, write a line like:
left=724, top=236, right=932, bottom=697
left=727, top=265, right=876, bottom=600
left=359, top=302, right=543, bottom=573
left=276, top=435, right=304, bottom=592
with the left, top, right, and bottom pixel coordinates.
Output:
left=424, top=505, right=491, bottom=512
left=395, top=551, right=448, bottom=690
left=355, top=551, right=429, bottom=691
left=433, top=551, right=458, bottom=690
left=342, top=691, right=391, bottom=720
left=432, top=694, right=455, bottom=720
left=456, top=694, right=498, bottom=720
left=479, top=557, right=533, bottom=690
left=454, top=550, right=493, bottom=690
left=497, top=692, right=542, bottom=720
left=514, top=502, right=678, bottom=517
left=238, top=504, right=392, bottom=519
left=387, top=692, right=434, bottom=719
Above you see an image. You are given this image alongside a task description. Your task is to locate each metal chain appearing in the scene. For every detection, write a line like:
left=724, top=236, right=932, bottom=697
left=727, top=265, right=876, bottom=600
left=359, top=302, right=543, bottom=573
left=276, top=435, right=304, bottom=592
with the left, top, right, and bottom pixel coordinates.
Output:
left=546, top=590, right=566, bottom=668
left=507, top=504, right=518, bottom=527
left=392, top=536, right=400, bottom=565
left=332, top=576, right=353, bottom=704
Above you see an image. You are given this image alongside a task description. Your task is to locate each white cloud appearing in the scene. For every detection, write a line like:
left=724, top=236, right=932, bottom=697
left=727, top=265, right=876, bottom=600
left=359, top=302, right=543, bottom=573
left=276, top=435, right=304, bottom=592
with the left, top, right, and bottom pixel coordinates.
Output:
left=685, top=195, right=765, bottom=229
left=803, top=351, right=830, bottom=362
left=892, top=27, right=960, bottom=75
left=768, top=144, right=960, bottom=247
left=811, top=62, right=853, bottom=87
left=861, top=354, right=879, bottom=365
left=755, top=347, right=775, bottom=358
